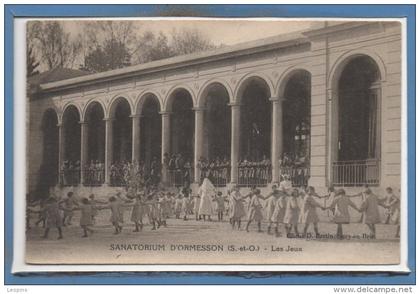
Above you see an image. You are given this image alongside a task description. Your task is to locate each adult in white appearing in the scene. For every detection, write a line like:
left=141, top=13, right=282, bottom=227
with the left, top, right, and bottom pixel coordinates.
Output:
left=198, top=177, right=216, bottom=221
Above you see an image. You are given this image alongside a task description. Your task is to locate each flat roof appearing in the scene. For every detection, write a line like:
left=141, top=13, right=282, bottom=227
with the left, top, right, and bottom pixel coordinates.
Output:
left=39, top=31, right=308, bottom=92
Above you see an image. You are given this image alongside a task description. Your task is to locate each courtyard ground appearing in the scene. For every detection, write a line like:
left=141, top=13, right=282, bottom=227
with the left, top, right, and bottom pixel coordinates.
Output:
left=25, top=207, right=400, bottom=266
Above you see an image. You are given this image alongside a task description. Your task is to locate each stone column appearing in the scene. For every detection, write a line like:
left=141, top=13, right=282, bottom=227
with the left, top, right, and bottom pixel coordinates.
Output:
left=104, top=118, right=114, bottom=184
left=131, top=115, right=141, bottom=163
left=160, top=111, right=171, bottom=184
left=80, top=121, right=88, bottom=184
left=270, top=97, right=284, bottom=184
left=229, top=103, right=241, bottom=185
left=193, top=107, right=205, bottom=183
left=57, top=123, right=65, bottom=184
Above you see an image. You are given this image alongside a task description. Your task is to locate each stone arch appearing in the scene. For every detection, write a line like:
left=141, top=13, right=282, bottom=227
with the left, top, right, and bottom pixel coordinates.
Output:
left=62, top=102, right=82, bottom=121
left=163, top=84, right=195, bottom=112
left=107, top=94, right=134, bottom=119
left=328, top=49, right=386, bottom=92
left=197, top=78, right=233, bottom=108
left=276, top=66, right=313, bottom=98
left=233, top=72, right=275, bottom=103
left=82, top=99, right=106, bottom=122
left=135, top=90, right=163, bottom=116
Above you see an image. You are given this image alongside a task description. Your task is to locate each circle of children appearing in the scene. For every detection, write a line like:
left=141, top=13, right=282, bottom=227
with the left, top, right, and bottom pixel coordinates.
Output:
left=28, top=176, right=400, bottom=241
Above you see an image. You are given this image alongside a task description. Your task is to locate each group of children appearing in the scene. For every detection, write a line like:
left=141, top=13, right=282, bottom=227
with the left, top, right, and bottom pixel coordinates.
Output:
left=27, top=178, right=400, bottom=241
left=227, top=183, right=400, bottom=240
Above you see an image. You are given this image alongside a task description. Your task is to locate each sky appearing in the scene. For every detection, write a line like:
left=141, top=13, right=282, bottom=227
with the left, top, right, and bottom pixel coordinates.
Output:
left=30, top=18, right=317, bottom=71
left=63, top=18, right=315, bottom=46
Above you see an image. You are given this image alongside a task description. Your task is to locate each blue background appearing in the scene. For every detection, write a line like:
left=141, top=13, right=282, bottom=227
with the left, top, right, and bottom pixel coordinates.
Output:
left=4, top=4, right=416, bottom=285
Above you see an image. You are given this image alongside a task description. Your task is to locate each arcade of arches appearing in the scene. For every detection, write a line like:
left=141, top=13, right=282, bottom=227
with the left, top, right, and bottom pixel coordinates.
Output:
left=36, top=54, right=383, bottom=192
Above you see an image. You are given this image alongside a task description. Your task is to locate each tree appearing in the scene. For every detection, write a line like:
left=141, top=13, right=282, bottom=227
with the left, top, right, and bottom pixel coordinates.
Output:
left=80, top=21, right=137, bottom=72
left=28, top=21, right=82, bottom=70
left=26, top=45, right=40, bottom=77
left=131, top=28, right=217, bottom=65
left=171, top=28, right=216, bottom=56
left=132, top=31, right=174, bottom=64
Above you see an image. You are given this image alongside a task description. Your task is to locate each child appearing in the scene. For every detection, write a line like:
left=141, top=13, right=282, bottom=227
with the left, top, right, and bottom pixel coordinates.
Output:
left=130, top=192, right=144, bottom=232
left=271, top=188, right=288, bottom=237
left=60, top=192, right=79, bottom=226
left=279, top=175, right=292, bottom=193
left=99, top=196, right=124, bottom=234
left=284, top=189, right=300, bottom=238
left=88, top=194, right=106, bottom=224
left=181, top=193, right=190, bottom=221
left=146, top=193, right=161, bottom=230
left=42, top=197, right=63, bottom=240
left=245, top=189, right=265, bottom=233
left=384, top=187, right=400, bottom=238
left=193, top=194, right=201, bottom=221
left=35, top=198, right=47, bottom=228
left=79, top=198, right=94, bottom=237
left=265, top=185, right=280, bottom=234
left=300, top=186, right=324, bottom=238
left=324, top=189, right=359, bottom=239
left=213, top=192, right=227, bottom=222
left=160, top=192, right=172, bottom=227
left=174, top=194, right=183, bottom=219
left=359, top=188, right=387, bottom=239
left=229, top=186, right=246, bottom=230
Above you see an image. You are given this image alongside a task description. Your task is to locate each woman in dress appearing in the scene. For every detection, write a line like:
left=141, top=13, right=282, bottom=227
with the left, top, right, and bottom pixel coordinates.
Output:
left=198, top=177, right=216, bottom=221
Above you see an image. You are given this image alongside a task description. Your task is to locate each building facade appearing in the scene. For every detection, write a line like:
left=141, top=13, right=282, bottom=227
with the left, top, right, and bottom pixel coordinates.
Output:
left=27, top=21, right=402, bottom=196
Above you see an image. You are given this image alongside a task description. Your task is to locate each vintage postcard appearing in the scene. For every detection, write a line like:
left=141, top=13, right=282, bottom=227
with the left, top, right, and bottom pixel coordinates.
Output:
left=21, top=17, right=405, bottom=269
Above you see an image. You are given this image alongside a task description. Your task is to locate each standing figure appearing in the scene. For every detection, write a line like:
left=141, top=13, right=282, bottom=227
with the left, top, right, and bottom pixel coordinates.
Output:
left=384, top=187, right=400, bottom=238
left=174, top=194, right=183, bottom=219
left=271, top=188, right=288, bottom=237
left=130, top=192, right=144, bottom=232
left=245, top=189, right=265, bottom=233
left=193, top=194, right=201, bottom=221
left=213, top=192, right=227, bottom=222
left=359, top=188, right=387, bottom=239
left=324, top=188, right=359, bottom=239
left=104, top=196, right=124, bottom=234
left=42, top=197, right=63, bottom=239
left=79, top=198, right=94, bottom=237
left=300, top=186, right=323, bottom=238
left=60, top=192, right=79, bottom=226
left=284, top=189, right=301, bottom=238
left=265, top=185, right=280, bottom=234
left=198, top=178, right=215, bottom=221
left=229, top=186, right=246, bottom=230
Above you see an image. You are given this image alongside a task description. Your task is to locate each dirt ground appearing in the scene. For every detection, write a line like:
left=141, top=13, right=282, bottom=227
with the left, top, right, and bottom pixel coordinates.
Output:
left=25, top=206, right=400, bottom=266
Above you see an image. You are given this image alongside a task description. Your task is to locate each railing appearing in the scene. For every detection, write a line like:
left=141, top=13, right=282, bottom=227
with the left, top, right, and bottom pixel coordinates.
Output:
left=200, top=166, right=230, bottom=187
left=238, top=165, right=272, bottom=187
left=59, top=170, right=80, bottom=186
left=332, top=159, right=380, bottom=186
left=83, top=169, right=105, bottom=186
left=279, top=166, right=310, bottom=187
left=168, top=168, right=194, bottom=187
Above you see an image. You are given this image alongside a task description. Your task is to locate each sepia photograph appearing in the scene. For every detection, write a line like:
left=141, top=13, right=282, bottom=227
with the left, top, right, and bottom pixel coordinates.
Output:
left=23, top=17, right=404, bottom=267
